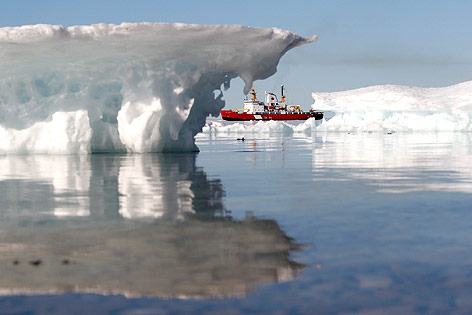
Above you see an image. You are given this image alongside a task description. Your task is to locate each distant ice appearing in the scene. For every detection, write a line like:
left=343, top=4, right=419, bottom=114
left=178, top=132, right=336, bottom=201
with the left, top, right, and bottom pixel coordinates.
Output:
left=0, top=22, right=316, bottom=154
left=312, top=81, right=472, bottom=132
left=203, top=81, right=472, bottom=135
left=202, top=117, right=320, bottom=136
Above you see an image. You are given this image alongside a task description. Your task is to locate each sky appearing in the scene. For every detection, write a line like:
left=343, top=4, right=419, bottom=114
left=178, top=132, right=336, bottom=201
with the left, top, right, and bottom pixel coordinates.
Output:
left=1, top=0, right=471, bottom=108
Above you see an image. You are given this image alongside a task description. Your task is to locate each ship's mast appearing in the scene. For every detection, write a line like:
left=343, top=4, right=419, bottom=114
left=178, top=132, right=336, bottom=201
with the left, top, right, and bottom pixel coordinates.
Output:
left=281, top=85, right=285, bottom=103
left=250, top=88, right=257, bottom=101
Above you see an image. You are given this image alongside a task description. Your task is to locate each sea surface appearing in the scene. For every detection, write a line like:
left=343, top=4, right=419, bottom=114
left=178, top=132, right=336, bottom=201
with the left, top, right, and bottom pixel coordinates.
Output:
left=1, top=132, right=472, bottom=314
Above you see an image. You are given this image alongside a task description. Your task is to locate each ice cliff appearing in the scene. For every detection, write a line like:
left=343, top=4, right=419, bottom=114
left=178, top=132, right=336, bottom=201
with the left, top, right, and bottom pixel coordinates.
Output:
left=0, top=22, right=317, bottom=154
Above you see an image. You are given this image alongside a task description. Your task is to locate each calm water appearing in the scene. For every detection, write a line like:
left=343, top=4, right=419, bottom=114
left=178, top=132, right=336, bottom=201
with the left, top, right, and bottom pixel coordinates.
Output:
left=1, top=132, right=472, bottom=314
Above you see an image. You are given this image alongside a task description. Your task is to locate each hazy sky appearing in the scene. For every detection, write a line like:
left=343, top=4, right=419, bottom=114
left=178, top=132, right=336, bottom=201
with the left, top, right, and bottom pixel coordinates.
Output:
left=2, top=0, right=471, bottom=107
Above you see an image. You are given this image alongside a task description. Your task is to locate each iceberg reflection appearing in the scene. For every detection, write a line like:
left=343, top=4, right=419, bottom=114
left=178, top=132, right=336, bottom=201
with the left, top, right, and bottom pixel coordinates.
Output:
left=311, top=133, right=472, bottom=193
left=0, top=154, right=303, bottom=298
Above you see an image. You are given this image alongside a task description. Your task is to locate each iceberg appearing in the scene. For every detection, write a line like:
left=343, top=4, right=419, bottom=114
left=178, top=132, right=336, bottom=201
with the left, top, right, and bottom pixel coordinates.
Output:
left=0, top=22, right=317, bottom=154
left=312, top=81, right=472, bottom=132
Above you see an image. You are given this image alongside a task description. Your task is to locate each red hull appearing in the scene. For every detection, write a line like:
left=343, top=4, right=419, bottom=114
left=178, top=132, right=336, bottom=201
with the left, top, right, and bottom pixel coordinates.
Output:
left=221, top=110, right=323, bottom=121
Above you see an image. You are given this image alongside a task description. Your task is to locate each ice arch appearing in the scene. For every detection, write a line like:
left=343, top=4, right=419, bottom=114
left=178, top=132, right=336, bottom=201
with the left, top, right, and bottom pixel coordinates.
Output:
left=0, top=22, right=317, bottom=153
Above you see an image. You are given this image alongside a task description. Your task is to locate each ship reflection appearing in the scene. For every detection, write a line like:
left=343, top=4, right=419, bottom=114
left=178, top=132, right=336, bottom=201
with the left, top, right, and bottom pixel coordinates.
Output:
left=0, top=154, right=303, bottom=298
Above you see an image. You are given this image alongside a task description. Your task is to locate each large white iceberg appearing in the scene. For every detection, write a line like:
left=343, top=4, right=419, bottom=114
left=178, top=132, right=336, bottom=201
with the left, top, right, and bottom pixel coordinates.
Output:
left=0, top=22, right=317, bottom=154
left=312, top=81, right=472, bottom=132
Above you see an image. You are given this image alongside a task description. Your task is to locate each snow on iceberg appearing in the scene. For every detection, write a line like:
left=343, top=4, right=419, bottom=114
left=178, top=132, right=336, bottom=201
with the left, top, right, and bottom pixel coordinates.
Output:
left=312, top=81, right=472, bottom=132
left=0, top=23, right=317, bottom=154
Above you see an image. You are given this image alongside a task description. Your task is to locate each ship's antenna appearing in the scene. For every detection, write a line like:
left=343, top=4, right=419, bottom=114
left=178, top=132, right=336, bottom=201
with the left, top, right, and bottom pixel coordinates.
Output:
left=281, top=85, right=285, bottom=103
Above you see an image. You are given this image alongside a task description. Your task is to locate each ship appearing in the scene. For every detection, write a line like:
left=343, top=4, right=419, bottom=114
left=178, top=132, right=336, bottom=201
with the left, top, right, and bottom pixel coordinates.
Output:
left=221, top=85, right=323, bottom=121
